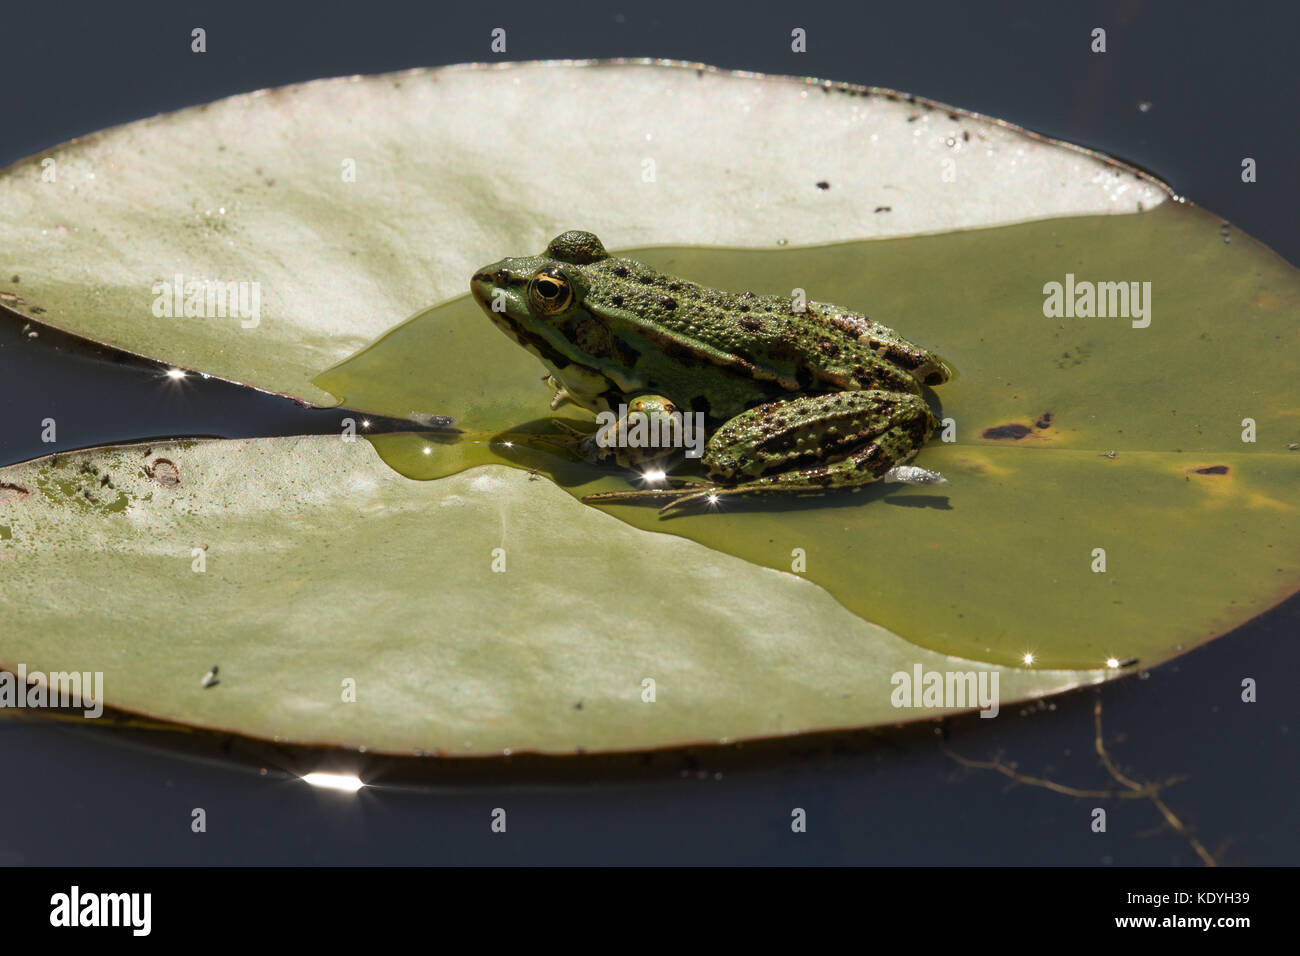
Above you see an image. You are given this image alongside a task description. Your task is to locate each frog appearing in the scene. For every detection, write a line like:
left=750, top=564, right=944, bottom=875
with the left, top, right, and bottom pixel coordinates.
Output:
left=470, top=230, right=950, bottom=516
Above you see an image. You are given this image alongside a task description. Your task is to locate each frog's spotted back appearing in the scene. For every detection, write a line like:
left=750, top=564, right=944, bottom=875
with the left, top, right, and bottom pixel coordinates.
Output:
left=546, top=230, right=609, bottom=265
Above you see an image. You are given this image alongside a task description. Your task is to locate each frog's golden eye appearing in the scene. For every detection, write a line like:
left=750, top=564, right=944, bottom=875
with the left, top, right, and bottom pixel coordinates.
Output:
left=528, top=268, right=574, bottom=316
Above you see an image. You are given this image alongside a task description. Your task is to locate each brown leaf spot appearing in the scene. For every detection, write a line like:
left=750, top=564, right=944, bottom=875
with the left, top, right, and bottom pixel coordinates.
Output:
left=0, top=482, right=31, bottom=503
left=1034, top=412, right=1054, bottom=429
left=1191, top=465, right=1230, bottom=475
left=981, top=423, right=1033, bottom=441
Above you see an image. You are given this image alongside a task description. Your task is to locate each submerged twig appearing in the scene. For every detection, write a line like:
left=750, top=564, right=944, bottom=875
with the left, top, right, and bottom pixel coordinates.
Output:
left=942, top=694, right=1218, bottom=866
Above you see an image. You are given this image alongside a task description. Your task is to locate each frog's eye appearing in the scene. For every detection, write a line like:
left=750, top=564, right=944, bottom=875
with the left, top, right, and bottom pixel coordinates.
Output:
left=527, top=268, right=575, bottom=316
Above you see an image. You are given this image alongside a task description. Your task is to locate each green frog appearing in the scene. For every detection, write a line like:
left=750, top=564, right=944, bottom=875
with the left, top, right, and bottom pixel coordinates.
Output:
left=470, top=230, right=950, bottom=515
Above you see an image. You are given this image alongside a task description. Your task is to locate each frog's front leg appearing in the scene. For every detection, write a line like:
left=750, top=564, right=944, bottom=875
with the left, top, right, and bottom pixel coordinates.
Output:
left=584, top=390, right=938, bottom=515
left=541, top=373, right=577, bottom=410
left=581, top=394, right=685, bottom=469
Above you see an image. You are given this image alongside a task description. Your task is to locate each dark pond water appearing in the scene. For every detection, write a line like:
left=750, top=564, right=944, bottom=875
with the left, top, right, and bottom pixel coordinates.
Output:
left=0, top=0, right=1296, bottom=864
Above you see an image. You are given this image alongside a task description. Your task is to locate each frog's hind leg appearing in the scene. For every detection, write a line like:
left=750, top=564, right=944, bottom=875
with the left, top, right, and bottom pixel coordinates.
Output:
left=584, top=392, right=939, bottom=517
left=584, top=441, right=915, bottom=516
left=651, top=452, right=891, bottom=516
left=581, top=475, right=713, bottom=510
left=654, top=390, right=936, bottom=516
left=704, top=391, right=935, bottom=482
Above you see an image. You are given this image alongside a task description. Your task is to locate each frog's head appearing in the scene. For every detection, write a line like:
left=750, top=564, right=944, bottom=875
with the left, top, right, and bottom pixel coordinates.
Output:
left=470, top=231, right=609, bottom=327
left=474, top=228, right=604, bottom=291
left=471, top=232, right=625, bottom=402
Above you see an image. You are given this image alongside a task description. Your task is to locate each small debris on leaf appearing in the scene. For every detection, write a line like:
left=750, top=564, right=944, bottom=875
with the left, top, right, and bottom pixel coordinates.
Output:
left=146, top=458, right=181, bottom=488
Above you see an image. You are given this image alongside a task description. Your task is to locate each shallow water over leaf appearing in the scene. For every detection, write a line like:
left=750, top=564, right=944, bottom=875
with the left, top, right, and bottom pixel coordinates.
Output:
left=315, top=202, right=1300, bottom=669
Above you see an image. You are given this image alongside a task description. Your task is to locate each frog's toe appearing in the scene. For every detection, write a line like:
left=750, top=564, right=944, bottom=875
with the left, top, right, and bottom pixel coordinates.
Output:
left=656, top=490, right=718, bottom=517
left=581, top=478, right=713, bottom=513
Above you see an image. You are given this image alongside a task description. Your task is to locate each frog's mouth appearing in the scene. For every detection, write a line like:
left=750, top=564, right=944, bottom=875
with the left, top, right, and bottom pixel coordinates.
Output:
left=469, top=270, right=513, bottom=308
left=469, top=270, right=527, bottom=335
left=470, top=270, right=607, bottom=386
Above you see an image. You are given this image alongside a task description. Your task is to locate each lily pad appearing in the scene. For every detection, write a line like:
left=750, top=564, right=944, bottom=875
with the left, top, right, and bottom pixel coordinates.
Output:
left=0, top=439, right=1098, bottom=754
left=0, top=61, right=1295, bottom=752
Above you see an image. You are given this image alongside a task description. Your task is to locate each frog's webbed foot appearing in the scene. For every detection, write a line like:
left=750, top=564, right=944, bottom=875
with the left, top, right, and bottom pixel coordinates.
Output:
left=581, top=476, right=717, bottom=516
left=584, top=480, right=824, bottom=518
left=882, top=464, right=947, bottom=486
left=584, top=479, right=824, bottom=517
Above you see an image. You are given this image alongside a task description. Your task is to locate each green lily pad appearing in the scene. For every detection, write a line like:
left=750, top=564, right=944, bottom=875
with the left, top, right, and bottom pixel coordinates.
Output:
left=0, top=61, right=1295, bottom=752
left=0, top=439, right=1098, bottom=754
